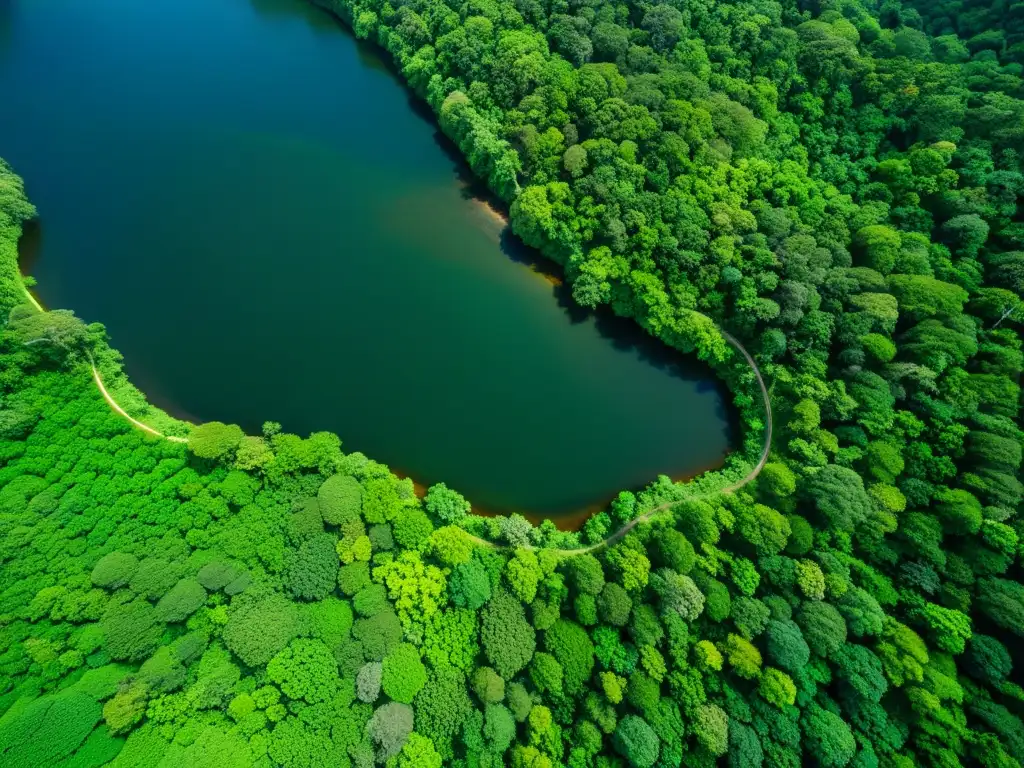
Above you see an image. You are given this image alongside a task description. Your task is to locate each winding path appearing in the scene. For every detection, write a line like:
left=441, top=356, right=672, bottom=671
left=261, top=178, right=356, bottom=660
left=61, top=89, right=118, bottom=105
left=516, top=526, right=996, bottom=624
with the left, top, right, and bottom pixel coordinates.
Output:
left=20, top=285, right=187, bottom=443
left=89, top=357, right=188, bottom=443
left=467, top=325, right=773, bottom=557
left=21, top=284, right=771, bottom=555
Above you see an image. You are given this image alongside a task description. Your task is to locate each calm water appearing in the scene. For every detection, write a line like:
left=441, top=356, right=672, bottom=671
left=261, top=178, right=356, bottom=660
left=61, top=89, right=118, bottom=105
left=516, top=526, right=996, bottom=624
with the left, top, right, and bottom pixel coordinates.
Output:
left=0, top=0, right=732, bottom=515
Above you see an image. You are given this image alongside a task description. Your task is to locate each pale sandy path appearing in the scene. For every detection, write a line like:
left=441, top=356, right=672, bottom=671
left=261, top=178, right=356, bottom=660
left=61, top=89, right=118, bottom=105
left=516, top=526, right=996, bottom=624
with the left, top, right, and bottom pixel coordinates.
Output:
left=20, top=283, right=770, bottom=551
left=89, top=358, right=188, bottom=443
left=21, top=284, right=187, bottom=443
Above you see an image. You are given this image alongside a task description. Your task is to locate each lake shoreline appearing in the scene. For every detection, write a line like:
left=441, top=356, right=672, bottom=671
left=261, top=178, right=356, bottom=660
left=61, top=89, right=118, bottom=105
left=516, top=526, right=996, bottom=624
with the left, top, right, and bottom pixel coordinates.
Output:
left=4, top=0, right=739, bottom=524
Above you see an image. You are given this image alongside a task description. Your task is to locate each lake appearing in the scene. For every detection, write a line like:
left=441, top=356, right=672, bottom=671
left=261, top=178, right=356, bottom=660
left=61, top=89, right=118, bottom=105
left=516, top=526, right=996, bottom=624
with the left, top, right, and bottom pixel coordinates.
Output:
left=0, top=0, right=732, bottom=517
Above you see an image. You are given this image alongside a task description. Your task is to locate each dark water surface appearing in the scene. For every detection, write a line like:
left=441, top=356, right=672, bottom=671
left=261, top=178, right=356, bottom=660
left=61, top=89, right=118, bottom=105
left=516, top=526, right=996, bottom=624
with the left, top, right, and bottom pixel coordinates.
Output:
left=0, top=0, right=732, bottom=515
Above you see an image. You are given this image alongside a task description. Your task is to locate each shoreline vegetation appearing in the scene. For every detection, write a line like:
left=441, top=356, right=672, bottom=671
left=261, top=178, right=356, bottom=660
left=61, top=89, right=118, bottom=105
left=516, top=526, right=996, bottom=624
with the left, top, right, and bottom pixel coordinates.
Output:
left=5, top=72, right=767, bottom=533
left=10, top=203, right=770, bottom=539
left=16, top=283, right=189, bottom=444
left=309, top=0, right=775, bottom=491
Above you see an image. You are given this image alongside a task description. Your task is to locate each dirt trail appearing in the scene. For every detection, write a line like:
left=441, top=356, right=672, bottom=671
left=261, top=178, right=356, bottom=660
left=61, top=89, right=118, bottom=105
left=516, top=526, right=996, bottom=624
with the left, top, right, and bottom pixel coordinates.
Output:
left=466, top=324, right=773, bottom=557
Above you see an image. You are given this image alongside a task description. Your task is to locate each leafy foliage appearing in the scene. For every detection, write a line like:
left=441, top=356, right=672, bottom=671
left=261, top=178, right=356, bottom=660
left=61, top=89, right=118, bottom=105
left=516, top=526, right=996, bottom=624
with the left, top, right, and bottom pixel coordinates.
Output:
left=1, top=0, right=1024, bottom=753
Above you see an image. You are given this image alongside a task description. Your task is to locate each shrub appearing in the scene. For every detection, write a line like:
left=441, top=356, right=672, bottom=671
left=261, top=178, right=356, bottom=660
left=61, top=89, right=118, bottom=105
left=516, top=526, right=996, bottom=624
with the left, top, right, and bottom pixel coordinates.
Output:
left=222, top=594, right=302, bottom=667
left=381, top=643, right=427, bottom=704
left=266, top=639, right=339, bottom=704
left=317, top=474, right=362, bottom=526
left=288, top=533, right=340, bottom=601
left=187, top=421, right=244, bottom=460
left=91, top=552, right=139, bottom=589
left=154, top=578, right=207, bottom=623
left=612, top=715, right=660, bottom=768
left=481, top=589, right=536, bottom=679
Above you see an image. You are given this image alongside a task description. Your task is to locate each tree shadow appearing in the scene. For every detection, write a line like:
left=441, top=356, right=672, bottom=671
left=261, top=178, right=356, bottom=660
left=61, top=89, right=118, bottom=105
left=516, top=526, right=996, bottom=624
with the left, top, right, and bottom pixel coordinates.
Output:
left=16, top=218, right=42, bottom=275
left=248, top=0, right=337, bottom=32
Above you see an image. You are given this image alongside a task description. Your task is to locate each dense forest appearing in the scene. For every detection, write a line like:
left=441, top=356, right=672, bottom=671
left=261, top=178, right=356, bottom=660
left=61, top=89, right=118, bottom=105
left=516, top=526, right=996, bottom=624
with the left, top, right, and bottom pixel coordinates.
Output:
left=1, top=0, right=1023, bottom=762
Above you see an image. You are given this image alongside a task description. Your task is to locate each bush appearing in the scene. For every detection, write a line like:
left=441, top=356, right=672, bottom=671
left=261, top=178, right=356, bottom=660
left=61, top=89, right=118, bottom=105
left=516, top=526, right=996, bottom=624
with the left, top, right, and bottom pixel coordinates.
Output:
left=187, top=421, right=244, bottom=460
left=266, top=639, right=339, bottom=704
left=222, top=594, right=302, bottom=667
left=91, top=552, right=139, bottom=589
left=288, top=533, right=340, bottom=601
left=481, top=589, right=536, bottom=679
left=154, top=578, right=207, bottom=623
left=381, top=643, right=427, bottom=704
left=318, top=474, right=362, bottom=526
left=612, top=715, right=660, bottom=768
left=101, top=599, right=163, bottom=662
